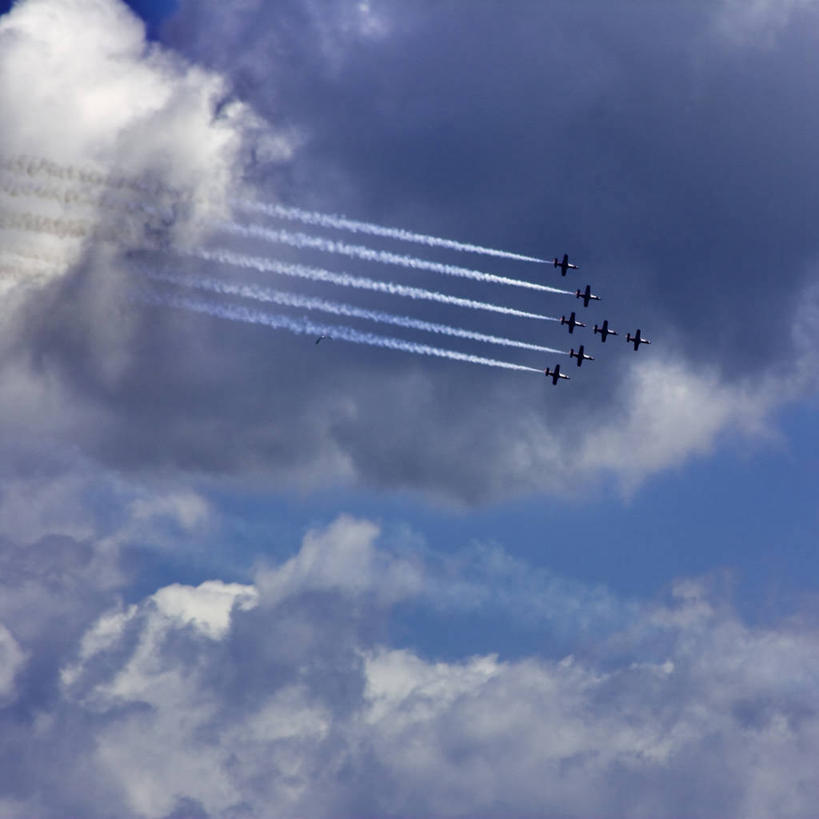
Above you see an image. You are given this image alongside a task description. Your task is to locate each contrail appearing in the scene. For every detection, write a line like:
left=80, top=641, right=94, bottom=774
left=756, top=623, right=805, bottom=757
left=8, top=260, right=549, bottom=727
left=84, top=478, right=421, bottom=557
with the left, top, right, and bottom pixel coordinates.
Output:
left=233, top=201, right=547, bottom=264
left=145, top=269, right=567, bottom=355
left=139, top=289, right=543, bottom=374
left=0, top=206, right=161, bottom=246
left=189, top=248, right=558, bottom=322
left=218, top=223, right=573, bottom=295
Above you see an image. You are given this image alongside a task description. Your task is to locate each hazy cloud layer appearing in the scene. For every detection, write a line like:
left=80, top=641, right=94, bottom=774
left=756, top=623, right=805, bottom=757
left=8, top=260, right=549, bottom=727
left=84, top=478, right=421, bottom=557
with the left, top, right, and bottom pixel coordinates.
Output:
left=2, top=0, right=818, bottom=503
left=1, top=511, right=818, bottom=817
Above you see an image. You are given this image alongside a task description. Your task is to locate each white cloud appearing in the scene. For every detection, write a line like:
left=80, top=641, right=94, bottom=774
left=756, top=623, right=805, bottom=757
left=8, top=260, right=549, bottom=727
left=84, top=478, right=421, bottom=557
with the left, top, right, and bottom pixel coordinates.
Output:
left=0, top=0, right=246, bottom=204
left=0, top=501, right=816, bottom=817
left=578, top=355, right=769, bottom=487
left=0, top=0, right=262, bottom=302
left=24, top=517, right=815, bottom=817
left=254, top=514, right=424, bottom=606
left=152, top=579, right=258, bottom=639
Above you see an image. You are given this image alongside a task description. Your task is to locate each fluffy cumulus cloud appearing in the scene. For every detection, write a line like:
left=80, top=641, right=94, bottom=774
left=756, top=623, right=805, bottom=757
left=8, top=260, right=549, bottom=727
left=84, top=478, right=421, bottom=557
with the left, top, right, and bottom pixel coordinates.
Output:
left=0, top=0, right=252, bottom=214
left=0, top=512, right=817, bottom=817
left=0, top=0, right=816, bottom=503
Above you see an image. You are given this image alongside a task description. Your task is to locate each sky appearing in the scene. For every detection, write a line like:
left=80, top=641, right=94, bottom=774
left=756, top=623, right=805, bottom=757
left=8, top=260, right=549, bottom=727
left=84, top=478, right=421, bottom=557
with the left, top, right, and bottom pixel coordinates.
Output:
left=0, top=0, right=818, bottom=816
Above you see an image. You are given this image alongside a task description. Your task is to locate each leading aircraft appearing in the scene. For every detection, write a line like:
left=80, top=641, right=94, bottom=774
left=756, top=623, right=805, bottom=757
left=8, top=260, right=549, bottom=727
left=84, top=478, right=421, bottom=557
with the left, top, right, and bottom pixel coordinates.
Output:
left=593, top=320, right=617, bottom=342
left=569, top=345, right=595, bottom=367
left=560, top=311, right=585, bottom=334
left=626, top=329, right=651, bottom=351
left=575, top=284, right=600, bottom=308
left=544, top=363, right=570, bottom=385
left=553, top=254, right=579, bottom=276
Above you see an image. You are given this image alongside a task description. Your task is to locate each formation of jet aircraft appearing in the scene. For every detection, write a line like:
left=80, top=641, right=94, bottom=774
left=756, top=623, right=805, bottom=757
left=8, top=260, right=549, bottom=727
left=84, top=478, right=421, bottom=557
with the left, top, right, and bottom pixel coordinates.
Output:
left=310, top=241, right=650, bottom=387
left=543, top=253, right=652, bottom=384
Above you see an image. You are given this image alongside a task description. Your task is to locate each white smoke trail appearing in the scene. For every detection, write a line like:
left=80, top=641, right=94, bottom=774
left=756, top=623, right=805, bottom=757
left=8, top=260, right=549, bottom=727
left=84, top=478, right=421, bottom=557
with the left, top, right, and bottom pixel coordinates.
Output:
left=233, top=201, right=547, bottom=264
left=190, top=248, right=558, bottom=322
left=0, top=209, right=88, bottom=239
left=0, top=155, right=175, bottom=198
left=139, top=288, right=543, bottom=374
left=146, top=269, right=567, bottom=355
left=0, top=176, right=171, bottom=222
left=218, top=223, right=573, bottom=295
left=0, top=205, right=167, bottom=248
left=0, top=176, right=99, bottom=208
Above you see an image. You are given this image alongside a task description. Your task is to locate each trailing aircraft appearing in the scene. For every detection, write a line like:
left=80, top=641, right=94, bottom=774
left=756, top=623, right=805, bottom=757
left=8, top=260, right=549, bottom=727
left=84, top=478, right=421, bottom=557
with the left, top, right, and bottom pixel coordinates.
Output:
left=626, top=329, right=651, bottom=351
left=544, top=364, right=570, bottom=385
left=553, top=253, right=579, bottom=276
left=569, top=345, right=595, bottom=367
left=560, top=311, right=585, bottom=334
left=575, top=284, right=600, bottom=307
left=593, top=320, right=617, bottom=342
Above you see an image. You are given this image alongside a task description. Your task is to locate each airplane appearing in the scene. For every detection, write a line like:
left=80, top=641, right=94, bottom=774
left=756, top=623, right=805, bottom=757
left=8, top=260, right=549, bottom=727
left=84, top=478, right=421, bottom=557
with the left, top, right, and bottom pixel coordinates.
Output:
left=560, top=311, right=586, bottom=334
left=593, top=319, right=618, bottom=343
left=544, top=363, right=570, bottom=385
left=315, top=335, right=330, bottom=344
left=575, top=284, right=600, bottom=308
left=553, top=253, right=579, bottom=276
left=626, top=329, right=651, bottom=351
left=569, top=345, right=595, bottom=367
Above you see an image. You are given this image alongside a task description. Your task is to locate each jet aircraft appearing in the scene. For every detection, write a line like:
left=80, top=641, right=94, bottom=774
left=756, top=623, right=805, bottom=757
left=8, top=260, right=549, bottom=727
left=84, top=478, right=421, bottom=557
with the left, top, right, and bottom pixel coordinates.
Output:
left=569, top=345, right=595, bottom=367
left=553, top=254, right=579, bottom=276
left=626, top=330, right=651, bottom=351
left=593, top=320, right=617, bottom=342
left=544, top=364, right=570, bottom=385
left=575, top=284, right=600, bottom=307
left=560, top=311, right=585, bottom=334
left=315, top=335, right=330, bottom=344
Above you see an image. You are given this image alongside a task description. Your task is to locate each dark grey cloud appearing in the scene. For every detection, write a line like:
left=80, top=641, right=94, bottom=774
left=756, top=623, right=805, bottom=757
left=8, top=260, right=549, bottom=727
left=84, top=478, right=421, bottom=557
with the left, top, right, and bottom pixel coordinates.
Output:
left=2, top=0, right=818, bottom=503
left=165, top=0, right=819, bottom=372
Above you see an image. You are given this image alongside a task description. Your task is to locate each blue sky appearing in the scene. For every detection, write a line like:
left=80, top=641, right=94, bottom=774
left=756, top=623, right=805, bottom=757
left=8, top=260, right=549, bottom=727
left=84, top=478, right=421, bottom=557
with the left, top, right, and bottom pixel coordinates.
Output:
left=137, top=394, right=818, bottom=658
left=1, top=0, right=818, bottom=816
